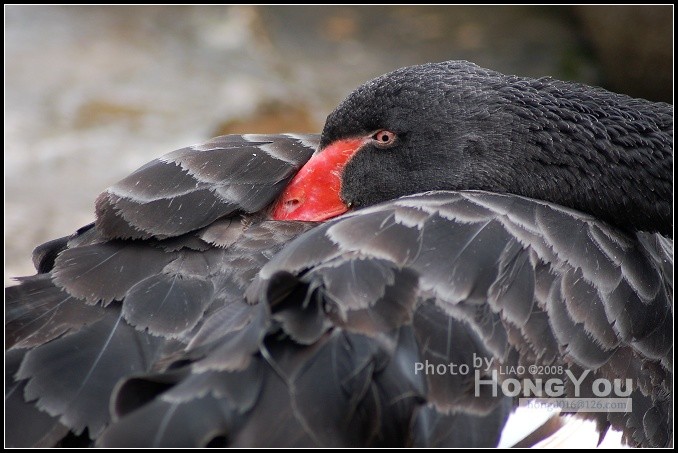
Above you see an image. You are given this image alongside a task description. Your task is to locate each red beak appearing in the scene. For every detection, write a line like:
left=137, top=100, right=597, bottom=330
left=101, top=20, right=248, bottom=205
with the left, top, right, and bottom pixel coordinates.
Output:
left=271, top=138, right=366, bottom=221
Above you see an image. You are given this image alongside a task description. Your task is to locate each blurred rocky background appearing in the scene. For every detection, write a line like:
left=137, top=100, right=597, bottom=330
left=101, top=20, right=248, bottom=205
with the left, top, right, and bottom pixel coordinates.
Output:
left=4, top=5, right=673, bottom=285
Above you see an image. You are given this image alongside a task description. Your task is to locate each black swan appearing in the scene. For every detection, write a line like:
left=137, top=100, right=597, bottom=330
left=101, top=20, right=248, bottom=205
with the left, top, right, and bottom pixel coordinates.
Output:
left=6, top=60, right=672, bottom=447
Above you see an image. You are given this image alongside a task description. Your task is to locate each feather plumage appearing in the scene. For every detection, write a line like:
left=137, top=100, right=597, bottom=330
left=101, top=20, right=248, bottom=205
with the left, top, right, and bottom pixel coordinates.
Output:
left=6, top=61, right=672, bottom=447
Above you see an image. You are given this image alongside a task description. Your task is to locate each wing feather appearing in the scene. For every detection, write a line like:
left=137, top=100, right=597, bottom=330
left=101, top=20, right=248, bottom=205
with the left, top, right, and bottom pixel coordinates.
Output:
left=95, top=134, right=317, bottom=239
left=7, top=161, right=671, bottom=447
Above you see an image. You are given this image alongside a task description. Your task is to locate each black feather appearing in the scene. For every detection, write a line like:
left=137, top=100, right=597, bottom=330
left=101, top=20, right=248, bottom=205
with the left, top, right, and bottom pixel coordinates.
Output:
left=6, top=274, right=106, bottom=349
left=16, top=308, right=170, bottom=437
left=6, top=62, right=672, bottom=448
left=95, top=134, right=317, bottom=240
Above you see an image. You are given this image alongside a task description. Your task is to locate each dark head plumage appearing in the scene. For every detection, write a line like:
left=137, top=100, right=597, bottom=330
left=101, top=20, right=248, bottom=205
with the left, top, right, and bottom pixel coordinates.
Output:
left=321, top=61, right=673, bottom=236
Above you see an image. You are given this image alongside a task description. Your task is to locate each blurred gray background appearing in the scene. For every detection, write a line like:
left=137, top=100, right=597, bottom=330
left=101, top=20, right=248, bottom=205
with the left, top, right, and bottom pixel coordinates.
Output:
left=4, top=5, right=673, bottom=285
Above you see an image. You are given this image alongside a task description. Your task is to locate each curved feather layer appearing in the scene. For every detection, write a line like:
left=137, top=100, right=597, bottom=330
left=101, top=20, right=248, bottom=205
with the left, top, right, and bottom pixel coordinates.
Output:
left=95, top=134, right=318, bottom=239
left=6, top=131, right=671, bottom=448
left=244, top=191, right=672, bottom=447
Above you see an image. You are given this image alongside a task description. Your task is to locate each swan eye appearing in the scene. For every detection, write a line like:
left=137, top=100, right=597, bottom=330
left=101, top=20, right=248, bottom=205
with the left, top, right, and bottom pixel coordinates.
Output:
left=371, top=130, right=396, bottom=148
